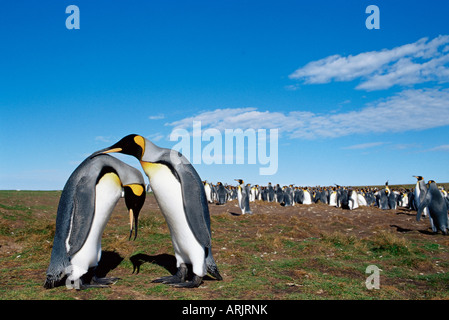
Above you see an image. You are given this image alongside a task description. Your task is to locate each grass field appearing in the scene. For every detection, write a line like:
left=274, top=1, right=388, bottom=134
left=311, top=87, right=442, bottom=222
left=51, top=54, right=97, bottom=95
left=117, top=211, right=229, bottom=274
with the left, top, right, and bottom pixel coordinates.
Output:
left=1, top=189, right=449, bottom=300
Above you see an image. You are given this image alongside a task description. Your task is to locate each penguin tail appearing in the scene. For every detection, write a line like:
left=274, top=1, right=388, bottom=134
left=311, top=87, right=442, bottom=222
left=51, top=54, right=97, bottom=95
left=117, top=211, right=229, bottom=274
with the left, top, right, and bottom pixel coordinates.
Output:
left=206, top=249, right=223, bottom=281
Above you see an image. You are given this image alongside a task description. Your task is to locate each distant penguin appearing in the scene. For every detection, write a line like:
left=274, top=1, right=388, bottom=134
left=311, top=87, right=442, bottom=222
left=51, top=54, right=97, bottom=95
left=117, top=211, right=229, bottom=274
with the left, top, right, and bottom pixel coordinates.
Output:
left=348, top=189, right=359, bottom=210
left=91, top=134, right=222, bottom=288
left=250, top=186, right=256, bottom=202
left=235, top=179, right=252, bottom=214
left=357, top=191, right=368, bottom=206
left=364, top=189, right=376, bottom=206
left=417, top=180, right=449, bottom=234
left=275, top=184, right=284, bottom=204
left=329, top=188, right=337, bottom=207
left=283, top=186, right=293, bottom=206
left=414, top=176, right=429, bottom=217
left=302, top=187, right=312, bottom=205
left=44, top=154, right=146, bottom=289
left=376, top=188, right=390, bottom=210
left=339, top=188, right=350, bottom=209
left=399, top=191, right=409, bottom=208
left=267, top=183, right=275, bottom=202
left=216, top=182, right=227, bottom=205
left=293, top=187, right=303, bottom=205
left=315, top=188, right=327, bottom=204
left=203, top=181, right=213, bottom=203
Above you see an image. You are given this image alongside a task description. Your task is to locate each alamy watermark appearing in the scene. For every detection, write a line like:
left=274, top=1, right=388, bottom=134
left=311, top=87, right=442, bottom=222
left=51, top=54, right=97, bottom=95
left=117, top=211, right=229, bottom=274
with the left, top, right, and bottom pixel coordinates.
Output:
left=365, top=265, right=381, bottom=290
left=168, top=121, right=279, bottom=175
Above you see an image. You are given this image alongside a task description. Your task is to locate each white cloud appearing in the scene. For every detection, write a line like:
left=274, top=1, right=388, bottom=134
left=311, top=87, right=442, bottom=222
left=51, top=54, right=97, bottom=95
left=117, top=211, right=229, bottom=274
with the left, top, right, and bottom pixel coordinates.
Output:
left=95, top=136, right=113, bottom=143
left=149, top=114, right=165, bottom=120
left=427, top=144, right=449, bottom=152
left=342, top=142, right=386, bottom=150
left=147, top=133, right=165, bottom=142
left=166, top=88, right=449, bottom=140
left=289, top=35, right=449, bottom=91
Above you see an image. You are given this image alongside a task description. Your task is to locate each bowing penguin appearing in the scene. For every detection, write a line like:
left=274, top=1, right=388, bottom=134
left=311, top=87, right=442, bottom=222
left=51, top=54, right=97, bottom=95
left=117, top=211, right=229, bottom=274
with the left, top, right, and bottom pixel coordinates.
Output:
left=44, top=154, right=146, bottom=289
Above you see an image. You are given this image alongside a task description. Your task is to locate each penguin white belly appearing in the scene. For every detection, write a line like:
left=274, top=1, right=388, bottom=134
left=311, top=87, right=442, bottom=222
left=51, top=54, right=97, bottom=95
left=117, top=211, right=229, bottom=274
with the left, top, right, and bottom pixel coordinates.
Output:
left=237, top=187, right=244, bottom=213
left=401, top=194, right=409, bottom=207
left=303, top=191, right=312, bottom=205
left=204, top=184, right=212, bottom=203
left=141, top=162, right=206, bottom=277
left=350, top=193, right=359, bottom=209
left=69, top=173, right=122, bottom=281
left=329, top=192, right=337, bottom=206
left=357, top=194, right=367, bottom=206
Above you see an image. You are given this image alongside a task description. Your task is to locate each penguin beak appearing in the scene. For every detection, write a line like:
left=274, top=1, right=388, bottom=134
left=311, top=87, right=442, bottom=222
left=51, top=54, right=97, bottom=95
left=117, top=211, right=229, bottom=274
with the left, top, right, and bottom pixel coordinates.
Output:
left=90, top=147, right=123, bottom=158
left=128, top=208, right=139, bottom=241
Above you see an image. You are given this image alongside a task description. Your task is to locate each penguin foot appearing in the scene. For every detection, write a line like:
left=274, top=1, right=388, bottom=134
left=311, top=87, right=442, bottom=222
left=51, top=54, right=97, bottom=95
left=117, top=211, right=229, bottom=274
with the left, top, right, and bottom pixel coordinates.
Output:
left=152, top=275, right=184, bottom=284
left=152, top=263, right=187, bottom=284
left=75, top=276, right=119, bottom=290
left=170, top=275, right=203, bottom=288
left=92, top=276, right=120, bottom=286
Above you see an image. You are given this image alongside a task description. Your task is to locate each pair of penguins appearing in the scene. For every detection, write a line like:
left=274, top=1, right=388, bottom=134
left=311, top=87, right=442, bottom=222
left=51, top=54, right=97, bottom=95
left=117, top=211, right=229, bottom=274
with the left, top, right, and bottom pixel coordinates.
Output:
left=44, top=134, right=222, bottom=290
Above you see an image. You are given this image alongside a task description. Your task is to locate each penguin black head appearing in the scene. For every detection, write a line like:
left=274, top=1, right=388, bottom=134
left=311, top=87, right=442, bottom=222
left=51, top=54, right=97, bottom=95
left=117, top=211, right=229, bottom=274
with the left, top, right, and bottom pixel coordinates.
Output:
left=91, top=134, right=145, bottom=160
left=123, top=183, right=146, bottom=241
left=413, top=175, right=424, bottom=181
left=234, top=179, right=243, bottom=185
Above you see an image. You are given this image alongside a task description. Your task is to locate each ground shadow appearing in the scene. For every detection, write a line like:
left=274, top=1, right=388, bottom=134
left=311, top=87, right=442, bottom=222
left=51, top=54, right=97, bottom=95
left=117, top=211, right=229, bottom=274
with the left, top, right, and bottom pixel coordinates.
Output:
left=395, top=208, right=417, bottom=216
left=390, top=224, right=414, bottom=233
left=130, top=253, right=177, bottom=275
left=129, top=253, right=215, bottom=281
left=96, top=250, right=124, bottom=278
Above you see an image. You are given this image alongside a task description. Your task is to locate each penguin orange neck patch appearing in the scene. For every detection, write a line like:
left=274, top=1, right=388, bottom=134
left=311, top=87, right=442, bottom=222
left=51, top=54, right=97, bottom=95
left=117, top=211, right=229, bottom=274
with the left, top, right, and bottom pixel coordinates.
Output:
left=126, top=184, right=144, bottom=196
left=134, top=135, right=145, bottom=156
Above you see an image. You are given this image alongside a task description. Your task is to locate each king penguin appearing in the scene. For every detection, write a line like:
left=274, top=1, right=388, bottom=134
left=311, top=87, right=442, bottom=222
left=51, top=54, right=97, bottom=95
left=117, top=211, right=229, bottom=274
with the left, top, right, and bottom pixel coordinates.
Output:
left=414, top=176, right=429, bottom=217
left=235, top=179, right=252, bottom=214
left=44, top=154, right=146, bottom=289
left=203, top=181, right=213, bottom=204
left=417, top=180, right=449, bottom=234
left=216, top=182, right=227, bottom=205
left=90, top=134, right=222, bottom=288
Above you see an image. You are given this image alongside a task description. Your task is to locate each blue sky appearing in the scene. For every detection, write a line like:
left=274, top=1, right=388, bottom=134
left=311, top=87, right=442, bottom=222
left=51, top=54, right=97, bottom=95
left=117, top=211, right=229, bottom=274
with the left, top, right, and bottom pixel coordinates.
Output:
left=1, top=0, right=448, bottom=190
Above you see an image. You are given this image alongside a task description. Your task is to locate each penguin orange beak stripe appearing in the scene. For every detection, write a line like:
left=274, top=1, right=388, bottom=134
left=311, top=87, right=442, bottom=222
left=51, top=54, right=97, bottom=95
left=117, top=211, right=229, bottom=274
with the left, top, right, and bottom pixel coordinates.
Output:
left=129, top=208, right=134, bottom=240
left=102, top=147, right=123, bottom=154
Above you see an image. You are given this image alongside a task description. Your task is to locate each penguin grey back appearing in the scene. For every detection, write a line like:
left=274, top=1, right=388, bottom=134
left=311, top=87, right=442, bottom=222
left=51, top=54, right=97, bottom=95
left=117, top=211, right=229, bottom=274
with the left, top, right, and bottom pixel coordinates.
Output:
left=417, top=181, right=449, bottom=234
left=142, top=140, right=212, bottom=249
left=44, top=154, right=144, bottom=288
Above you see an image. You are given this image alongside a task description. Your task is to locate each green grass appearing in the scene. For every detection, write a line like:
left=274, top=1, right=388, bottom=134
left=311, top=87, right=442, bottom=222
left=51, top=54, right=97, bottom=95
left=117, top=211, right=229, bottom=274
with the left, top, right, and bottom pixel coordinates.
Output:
left=1, top=190, right=449, bottom=300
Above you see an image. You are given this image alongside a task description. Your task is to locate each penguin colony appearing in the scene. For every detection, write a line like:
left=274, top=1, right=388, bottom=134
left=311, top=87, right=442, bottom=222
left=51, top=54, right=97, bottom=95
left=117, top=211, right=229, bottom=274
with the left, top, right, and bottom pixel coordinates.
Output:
left=44, top=133, right=449, bottom=290
left=203, top=177, right=449, bottom=234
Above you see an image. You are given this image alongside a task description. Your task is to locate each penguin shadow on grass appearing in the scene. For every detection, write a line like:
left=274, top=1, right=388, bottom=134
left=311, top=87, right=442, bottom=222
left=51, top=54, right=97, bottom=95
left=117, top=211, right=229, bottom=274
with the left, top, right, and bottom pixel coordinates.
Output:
left=395, top=208, right=417, bottom=216
left=79, top=251, right=124, bottom=285
left=129, top=253, right=215, bottom=281
left=95, top=251, right=124, bottom=278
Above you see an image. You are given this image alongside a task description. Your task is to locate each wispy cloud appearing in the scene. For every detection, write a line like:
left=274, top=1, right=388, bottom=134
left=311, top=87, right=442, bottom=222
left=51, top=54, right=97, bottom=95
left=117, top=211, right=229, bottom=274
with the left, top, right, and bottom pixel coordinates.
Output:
left=149, top=114, right=165, bottom=120
left=427, top=144, right=449, bottom=152
left=289, top=35, right=449, bottom=91
left=147, top=133, right=165, bottom=142
left=95, top=136, right=114, bottom=143
left=342, top=142, right=386, bottom=150
left=166, top=88, right=449, bottom=140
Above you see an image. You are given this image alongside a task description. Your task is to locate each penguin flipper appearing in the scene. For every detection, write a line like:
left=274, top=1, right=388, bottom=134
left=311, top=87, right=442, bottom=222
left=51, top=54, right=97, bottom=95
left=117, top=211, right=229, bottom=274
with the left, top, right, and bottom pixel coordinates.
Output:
left=177, top=164, right=212, bottom=248
left=67, top=175, right=96, bottom=256
left=416, top=197, right=430, bottom=222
